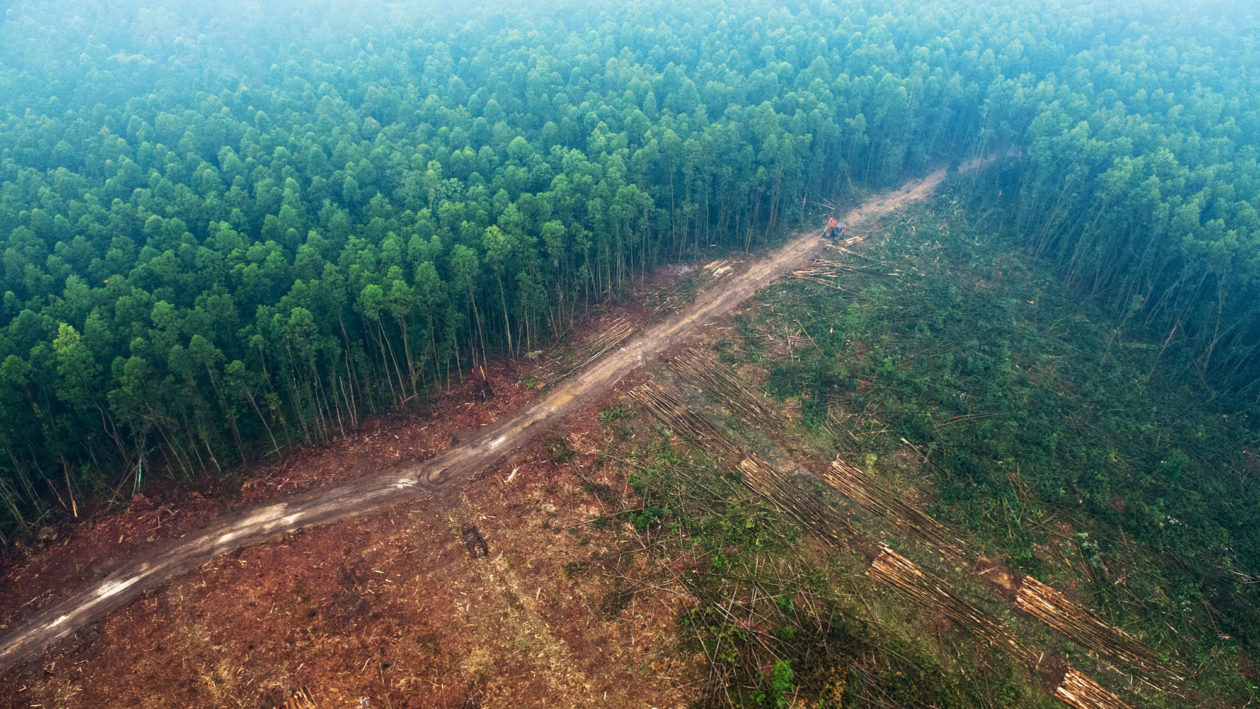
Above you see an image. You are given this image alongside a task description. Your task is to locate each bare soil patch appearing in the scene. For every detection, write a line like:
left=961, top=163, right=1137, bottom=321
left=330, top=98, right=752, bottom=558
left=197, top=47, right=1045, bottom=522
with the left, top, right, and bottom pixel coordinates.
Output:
left=3, top=376, right=691, bottom=708
left=0, top=361, right=527, bottom=634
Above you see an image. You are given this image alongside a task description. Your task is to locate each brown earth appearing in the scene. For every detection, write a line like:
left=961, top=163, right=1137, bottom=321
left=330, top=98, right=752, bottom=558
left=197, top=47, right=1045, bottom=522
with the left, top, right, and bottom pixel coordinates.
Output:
left=0, top=159, right=996, bottom=703
left=0, top=360, right=533, bottom=634
left=5, top=376, right=697, bottom=707
left=973, top=556, right=1020, bottom=602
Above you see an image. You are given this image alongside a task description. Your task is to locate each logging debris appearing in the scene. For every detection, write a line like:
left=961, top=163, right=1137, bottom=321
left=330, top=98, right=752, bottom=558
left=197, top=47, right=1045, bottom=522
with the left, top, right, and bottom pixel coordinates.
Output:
left=737, top=455, right=854, bottom=550
left=653, top=259, right=737, bottom=313
left=1015, top=575, right=1183, bottom=688
left=670, top=347, right=780, bottom=432
left=1053, top=668, right=1134, bottom=709
left=820, top=459, right=967, bottom=562
left=866, top=545, right=1033, bottom=664
left=628, top=381, right=742, bottom=457
left=536, top=316, right=636, bottom=387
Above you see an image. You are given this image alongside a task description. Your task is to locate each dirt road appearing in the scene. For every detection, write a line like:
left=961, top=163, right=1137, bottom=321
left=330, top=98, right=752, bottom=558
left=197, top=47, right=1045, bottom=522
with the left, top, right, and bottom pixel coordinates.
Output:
left=0, top=158, right=992, bottom=675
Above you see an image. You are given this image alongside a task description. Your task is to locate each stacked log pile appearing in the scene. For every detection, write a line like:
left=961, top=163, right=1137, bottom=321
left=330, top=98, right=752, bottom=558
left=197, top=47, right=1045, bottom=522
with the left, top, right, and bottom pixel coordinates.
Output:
left=671, top=348, right=780, bottom=432
left=1016, top=575, right=1183, bottom=688
left=629, top=381, right=741, bottom=457
left=536, top=316, right=636, bottom=386
left=821, top=460, right=967, bottom=562
left=1053, top=668, right=1134, bottom=709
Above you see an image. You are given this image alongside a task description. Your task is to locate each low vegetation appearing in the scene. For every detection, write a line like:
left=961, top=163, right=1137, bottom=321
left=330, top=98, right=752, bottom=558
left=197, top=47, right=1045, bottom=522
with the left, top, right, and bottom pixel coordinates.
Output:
left=712, top=190, right=1258, bottom=703
left=606, top=429, right=1051, bottom=707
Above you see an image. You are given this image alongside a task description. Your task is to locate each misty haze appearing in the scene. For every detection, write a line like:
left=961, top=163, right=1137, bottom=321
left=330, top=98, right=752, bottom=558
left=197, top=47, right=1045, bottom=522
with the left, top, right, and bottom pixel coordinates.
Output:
left=0, top=0, right=1257, bottom=706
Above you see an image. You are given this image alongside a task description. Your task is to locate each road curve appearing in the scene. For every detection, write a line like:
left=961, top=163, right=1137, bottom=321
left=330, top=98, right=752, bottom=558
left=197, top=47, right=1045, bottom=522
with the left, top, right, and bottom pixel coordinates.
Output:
left=0, top=158, right=991, bottom=675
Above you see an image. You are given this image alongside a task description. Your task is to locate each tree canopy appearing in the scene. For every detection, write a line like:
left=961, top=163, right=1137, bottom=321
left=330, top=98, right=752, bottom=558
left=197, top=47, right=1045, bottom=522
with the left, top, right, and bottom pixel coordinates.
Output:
left=0, top=0, right=1258, bottom=540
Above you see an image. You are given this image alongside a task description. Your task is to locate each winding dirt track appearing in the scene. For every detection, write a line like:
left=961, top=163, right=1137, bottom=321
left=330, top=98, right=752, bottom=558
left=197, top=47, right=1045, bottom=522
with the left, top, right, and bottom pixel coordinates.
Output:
left=0, top=158, right=992, bottom=675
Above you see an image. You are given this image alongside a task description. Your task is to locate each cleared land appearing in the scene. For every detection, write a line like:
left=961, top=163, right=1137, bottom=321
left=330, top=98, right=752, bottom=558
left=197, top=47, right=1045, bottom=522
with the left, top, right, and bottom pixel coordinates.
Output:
left=0, top=157, right=1000, bottom=678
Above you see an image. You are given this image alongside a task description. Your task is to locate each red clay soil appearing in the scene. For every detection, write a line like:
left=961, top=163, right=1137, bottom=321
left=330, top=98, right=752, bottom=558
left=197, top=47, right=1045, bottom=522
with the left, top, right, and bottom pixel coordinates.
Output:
left=973, top=556, right=1020, bottom=603
left=0, top=300, right=696, bottom=707
left=0, top=361, right=527, bottom=632
left=0, top=308, right=649, bottom=676
left=3, top=375, right=695, bottom=708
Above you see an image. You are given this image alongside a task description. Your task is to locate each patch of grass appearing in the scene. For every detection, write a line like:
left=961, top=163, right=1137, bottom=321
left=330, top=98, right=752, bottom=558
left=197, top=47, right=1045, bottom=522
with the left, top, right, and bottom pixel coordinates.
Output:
left=599, top=404, right=637, bottom=439
left=599, top=405, right=635, bottom=425
left=628, top=504, right=670, bottom=531
left=712, top=338, right=738, bottom=365
left=755, top=659, right=795, bottom=709
left=543, top=434, right=575, bottom=464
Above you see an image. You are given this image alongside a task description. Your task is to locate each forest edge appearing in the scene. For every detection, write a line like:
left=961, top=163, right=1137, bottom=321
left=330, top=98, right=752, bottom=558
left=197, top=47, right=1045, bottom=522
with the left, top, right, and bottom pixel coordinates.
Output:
left=0, top=157, right=996, bottom=676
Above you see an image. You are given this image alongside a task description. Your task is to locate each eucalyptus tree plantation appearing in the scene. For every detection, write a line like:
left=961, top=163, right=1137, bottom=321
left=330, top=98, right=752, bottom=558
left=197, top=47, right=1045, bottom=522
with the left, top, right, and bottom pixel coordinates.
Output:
left=0, top=0, right=1256, bottom=563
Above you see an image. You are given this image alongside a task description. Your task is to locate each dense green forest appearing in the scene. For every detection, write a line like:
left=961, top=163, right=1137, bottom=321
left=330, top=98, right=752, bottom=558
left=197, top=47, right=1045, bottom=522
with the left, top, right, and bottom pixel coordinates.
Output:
left=1, top=0, right=1258, bottom=544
